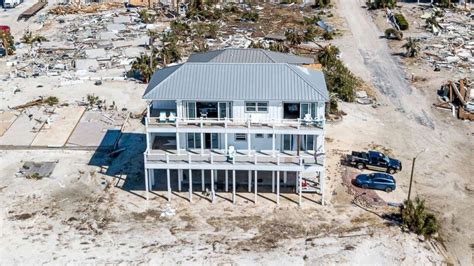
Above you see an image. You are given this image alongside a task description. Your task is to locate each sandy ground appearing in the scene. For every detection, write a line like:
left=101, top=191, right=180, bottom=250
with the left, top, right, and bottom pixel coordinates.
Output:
left=331, top=0, right=473, bottom=264
left=0, top=0, right=471, bottom=264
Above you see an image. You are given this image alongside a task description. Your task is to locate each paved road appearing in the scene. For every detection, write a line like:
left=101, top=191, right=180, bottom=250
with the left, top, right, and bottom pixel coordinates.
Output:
left=334, top=0, right=434, bottom=129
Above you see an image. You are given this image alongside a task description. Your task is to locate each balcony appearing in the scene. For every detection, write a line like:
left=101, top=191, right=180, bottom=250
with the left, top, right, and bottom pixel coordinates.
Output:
left=144, top=149, right=324, bottom=172
left=145, top=117, right=325, bottom=133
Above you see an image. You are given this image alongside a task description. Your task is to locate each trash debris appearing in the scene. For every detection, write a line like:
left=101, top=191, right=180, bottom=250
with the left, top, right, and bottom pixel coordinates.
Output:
left=19, top=161, right=57, bottom=180
left=434, top=78, right=473, bottom=121
left=160, top=204, right=176, bottom=217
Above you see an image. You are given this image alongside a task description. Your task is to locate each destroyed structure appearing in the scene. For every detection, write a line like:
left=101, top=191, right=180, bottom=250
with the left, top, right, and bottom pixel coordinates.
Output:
left=142, top=48, right=328, bottom=205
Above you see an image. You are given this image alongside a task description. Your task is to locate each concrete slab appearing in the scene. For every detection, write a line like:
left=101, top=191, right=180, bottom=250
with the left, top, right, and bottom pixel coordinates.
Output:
left=0, top=111, right=18, bottom=137
left=66, top=111, right=125, bottom=148
left=0, top=107, right=49, bottom=146
left=31, top=106, right=86, bottom=147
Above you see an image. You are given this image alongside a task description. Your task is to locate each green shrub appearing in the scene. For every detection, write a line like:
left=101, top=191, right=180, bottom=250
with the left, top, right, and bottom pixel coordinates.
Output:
left=241, top=10, right=259, bottom=22
left=394, top=13, right=409, bottom=30
left=45, top=96, right=59, bottom=106
left=384, top=28, right=403, bottom=40
left=367, top=0, right=395, bottom=9
left=401, top=197, right=439, bottom=239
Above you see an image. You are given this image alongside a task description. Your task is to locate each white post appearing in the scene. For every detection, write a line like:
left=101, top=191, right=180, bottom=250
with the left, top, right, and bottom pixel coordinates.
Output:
left=254, top=170, right=257, bottom=204
left=146, top=132, right=151, bottom=151
left=276, top=171, right=280, bottom=205
left=224, top=131, right=228, bottom=154
left=232, top=169, right=236, bottom=204
left=178, top=169, right=182, bottom=192
left=271, top=171, right=275, bottom=193
left=284, top=171, right=287, bottom=184
left=144, top=167, right=149, bottom=200
left=201, top=169, right=205, bottom=191
left=200, top=132, right=204, bottom=155
left=189, top=169, right=193, bottom=203
left=225, top=170, right=229, bottom=192
left=298, top=172, right=302, bottom=206
left=167, top=169, right=171, bottom=202
left=248, top=170, right=251, bottom=192
left=176, top=131, right=180, bottom=155
left=272, top=133, right=276, bottom=157
left=211, top=169, right=215, bottom=203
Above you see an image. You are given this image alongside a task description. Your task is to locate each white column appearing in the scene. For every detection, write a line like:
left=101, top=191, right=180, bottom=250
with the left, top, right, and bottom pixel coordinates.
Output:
left=201, top=169, right=205, bottom=191
left=271, top=171, right=275, bottom=193
left=276, top=171, right=280, bottom=205
left=320, top=171, right=325, bottom=206
left=178, top=169, right=182, bottom=192
left=232, top=170, right=236, bottom=204
left=224, top=131, right=228, bottom=153
left=298, top=172, right=302, bottom=206
left=145, top=167, right=149, bottom=200
left=176, top=131, right=180, bottom=155
left=225, top=170, right=229, bottom=192
left=248, top=170, right=251, bottom=192
left=211, top=169, right=215, bottom=203
left=167, top=169, right=171, bottom=202
left=200, top=132, right=204, bottom=155
left=272, top=133, right=276, bottom=156
left=284, top=171, right=287, bottom=184
left=146, top=131, right=151, bottom=151
left=188, top=169, right=193, bottom=203
left=254, top=170, right=257, bottom=204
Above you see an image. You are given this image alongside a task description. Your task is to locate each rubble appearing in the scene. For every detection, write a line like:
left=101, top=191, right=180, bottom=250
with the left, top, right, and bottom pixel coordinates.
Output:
left=434, top=78, right=473, bottom=121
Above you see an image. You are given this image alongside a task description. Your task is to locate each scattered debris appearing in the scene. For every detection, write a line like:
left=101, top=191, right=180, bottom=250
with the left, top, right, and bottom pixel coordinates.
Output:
left=434, top=78, right=473, bottom=121
left=160, top=204, right=176, bottom=218
left=19, top=161, right=57, bottom=180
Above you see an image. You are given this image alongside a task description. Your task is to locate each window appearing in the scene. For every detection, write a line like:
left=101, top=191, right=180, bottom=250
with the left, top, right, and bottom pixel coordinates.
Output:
left=235, top=133, right=247, bottom=141
left=256, top=134, right=264, bottom=138
left=245, top=102, right=268, bottom=112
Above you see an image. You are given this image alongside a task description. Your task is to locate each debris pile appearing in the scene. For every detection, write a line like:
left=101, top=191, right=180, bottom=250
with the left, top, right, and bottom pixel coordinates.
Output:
left=434, top=78, right=473, bottom=121
left=418, top=8, right=473, bottom=73
left=49, top=2, right=123, bottom=15
left=18, top=161, right=57, bottom=180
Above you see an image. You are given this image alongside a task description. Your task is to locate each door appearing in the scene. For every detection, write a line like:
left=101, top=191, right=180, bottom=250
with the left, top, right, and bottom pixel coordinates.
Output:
left=218, top=102, right=232, bottom=120
left=204, top=133, right=219, bottom=149
left=187, top=133, right=201, bottom=149
left=186, top=102, right=196, bottom=119
left=300, top=103, right=310, bottom=119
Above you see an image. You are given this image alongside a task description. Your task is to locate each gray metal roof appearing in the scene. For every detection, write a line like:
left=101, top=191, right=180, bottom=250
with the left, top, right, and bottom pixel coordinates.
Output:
left=187, top=48, right=314, bottom=64
left=143, top=63, right=328, bottom=102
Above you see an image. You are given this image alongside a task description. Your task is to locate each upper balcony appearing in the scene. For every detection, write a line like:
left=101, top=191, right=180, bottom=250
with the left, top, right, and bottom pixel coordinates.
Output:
left=145, top=100, right=325, bottom=133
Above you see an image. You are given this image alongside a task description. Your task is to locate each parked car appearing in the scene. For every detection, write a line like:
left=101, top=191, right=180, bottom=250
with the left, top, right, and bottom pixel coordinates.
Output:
left=347, top=150, right=402, bottom=174
left=355, top=173, right=396, bottom=192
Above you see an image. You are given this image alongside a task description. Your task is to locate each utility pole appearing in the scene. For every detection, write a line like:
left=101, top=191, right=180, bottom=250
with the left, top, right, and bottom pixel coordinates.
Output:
left=407, top=149, right=426, bottom=202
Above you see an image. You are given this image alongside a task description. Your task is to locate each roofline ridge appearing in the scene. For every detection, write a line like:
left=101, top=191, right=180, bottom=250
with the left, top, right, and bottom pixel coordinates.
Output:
left=259, top=49, right=278, bottom=63
left=286, top=64, right=328, bottom=101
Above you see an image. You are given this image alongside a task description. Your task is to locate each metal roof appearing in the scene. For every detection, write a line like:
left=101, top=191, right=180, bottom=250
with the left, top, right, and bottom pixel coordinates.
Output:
left=187, top=48, right=314, bottom=64
left=143, top=63, right=328, bottom=102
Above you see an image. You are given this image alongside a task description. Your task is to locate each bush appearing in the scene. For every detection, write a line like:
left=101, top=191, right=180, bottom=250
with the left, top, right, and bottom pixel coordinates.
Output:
left=401, top=197, right=439, bottom=239
left=312, top=0, right=331, bottom=8
left=323, top=31, right=334, bottom=40
left=367, top=0, right=395, bottom=9
left=241, top=10, right=259, bottom=22
left=384, top=28, right=403, bottom=40
left=45, top=96, right=59, bottom=106
left=394, top=13, right=409, bottom=30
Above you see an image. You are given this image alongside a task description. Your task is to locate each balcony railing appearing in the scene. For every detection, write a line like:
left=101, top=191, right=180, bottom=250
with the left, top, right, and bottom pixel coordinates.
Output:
left=145, top=149, right=324, bottom=167
left=146, top=117, right=325, bottom=130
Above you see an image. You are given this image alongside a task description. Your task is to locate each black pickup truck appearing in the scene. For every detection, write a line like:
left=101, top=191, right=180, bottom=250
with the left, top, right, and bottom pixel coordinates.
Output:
left=347, top=150, right=402, bottom=174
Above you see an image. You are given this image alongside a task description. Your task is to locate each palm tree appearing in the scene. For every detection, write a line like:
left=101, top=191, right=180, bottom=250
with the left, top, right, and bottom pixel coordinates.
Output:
left=207, top=23, right=219, bottom=39
left=138, top=9, right=154, bottom=24
left=269, top=42, right=289, bottom=53
left=159, top=32, right=181, bottom=65
left=130, top=54, right=158, bottom=83
left=317, top=45, right=340, bottom=66
left=285, top=29, right=303, bottom=46
left=304, top=26, right=317, bottom=42
left=402, top=37, right=421, bottom=57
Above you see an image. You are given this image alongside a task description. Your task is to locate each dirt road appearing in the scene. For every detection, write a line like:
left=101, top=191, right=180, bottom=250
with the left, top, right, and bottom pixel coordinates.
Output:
left=331, top=0, right=473, bottom=264
left=334, top=0, right=434, bottom=128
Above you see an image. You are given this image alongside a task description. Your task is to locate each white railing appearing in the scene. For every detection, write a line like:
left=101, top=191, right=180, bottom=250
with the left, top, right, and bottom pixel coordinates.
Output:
left=146, top=116, right=325, bottom=129
left=145, top=149, right=323, bottom=166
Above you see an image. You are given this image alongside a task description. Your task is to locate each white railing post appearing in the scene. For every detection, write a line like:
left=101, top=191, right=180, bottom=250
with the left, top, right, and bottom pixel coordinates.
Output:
left=200, top=117, right=203, bottom=128
left=188, top=153, right=191, bottom=164
left=297, top=118, right=301, bottom=130
left=166, top=153, right=169, bottom=164
left=277, top=153, right=280, bottom=165
left=210, top=152, right=213, bottom=164
left=254, top=153, right=257, bottom=165
left=299, top=156, right=303, bottom=166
